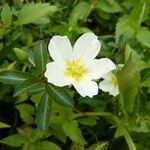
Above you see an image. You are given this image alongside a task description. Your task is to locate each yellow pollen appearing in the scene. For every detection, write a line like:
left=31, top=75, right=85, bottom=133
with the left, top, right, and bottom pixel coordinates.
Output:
left=64, top=59, right=88, bottom=81
left=111, top=74, right=118, bottom=85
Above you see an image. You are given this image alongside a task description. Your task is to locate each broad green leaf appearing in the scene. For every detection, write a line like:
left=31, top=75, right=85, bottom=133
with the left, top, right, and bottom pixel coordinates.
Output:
left=117, top=55, right=140, bottom=115
left=17, top=2, right=57, bottom=24
left=36, top=92, right=52, bottom=130
left=36, top=141, right=61, bottom=150
left=1, top=3, right=12, bottom=25
left=97, top=0, right=122, bottom=13
left=0, top=71, right=31, bottom=85
left=34, top=41, right=47, bottom=72
left=0, top=122, right=10, bottom=128
left=136, top=27, right=150, bottom=48
left=16, top=104, right=34, bottom=124
left=69, top=2, right=91, bottom=27
left=63, top=120, right=87, bottom=144
left=0, top=134, right=26, bottom=147
left=46, top=84, right=74, bottom=107
left=13, top=79, right=44, bottom=97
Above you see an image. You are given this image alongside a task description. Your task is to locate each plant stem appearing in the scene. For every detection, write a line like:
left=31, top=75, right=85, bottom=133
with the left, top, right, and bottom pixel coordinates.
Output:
left=74, top=111, right=120, bottom=124
left=123, top=128, right=137, bottom=150
left=74, top=111, right=136, bottom=150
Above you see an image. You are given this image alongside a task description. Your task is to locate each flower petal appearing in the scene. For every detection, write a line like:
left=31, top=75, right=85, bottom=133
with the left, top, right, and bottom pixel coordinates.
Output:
left=48, top=36, right=72, bottom=65
left=102, top=72, right=114, bottom=81
left=86, top=58, right=116, bottom=80
left=73, top=80, right=98, bottom=98
left=109, top=86, right=119, bottom=96
left=73, top=32, right=101, bottom=63
left=99, top=80, right=114, bottom=92
left=44, top=62, right=71, bottom=87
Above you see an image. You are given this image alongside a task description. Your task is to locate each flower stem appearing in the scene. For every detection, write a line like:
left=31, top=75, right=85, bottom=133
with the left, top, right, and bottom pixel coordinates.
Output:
left=123, top=128, right=137, bottom=150
left=74, top=111, right=120, bottom=124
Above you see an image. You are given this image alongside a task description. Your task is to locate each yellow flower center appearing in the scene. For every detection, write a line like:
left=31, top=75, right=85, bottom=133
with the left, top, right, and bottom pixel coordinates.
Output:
left=64, top=59, right=88, bottom=81
left=111, top=74, right=118, bottom=85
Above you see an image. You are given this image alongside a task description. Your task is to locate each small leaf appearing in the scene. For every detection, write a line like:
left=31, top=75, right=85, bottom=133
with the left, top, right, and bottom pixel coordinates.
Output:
left=0, top=122, right=10, bottom=128
left=69, top=2, right=92, bottom=27
left=0, top=71, right=31, bottom=85
left=63, top=120, right=87, bottom=144
left=13, top=79, right=44, bottom=97
left=36, top=141, right=61, bottom=150
left=13, top=48, right=28, bottom=62
left=16, top=104, right=34, bottom=124
left=36, top=92, right=52, bottom=130
left=0, top=135, right=26, bottom=147
left=97, top=0, right=122, bottom=13
left=17, top=2, right=57, bottom=25
left=34, top=41, right=47, bottom=72
left=1, top=3, right=12, bottom=25
left=46, top=84, right=74, bottom=107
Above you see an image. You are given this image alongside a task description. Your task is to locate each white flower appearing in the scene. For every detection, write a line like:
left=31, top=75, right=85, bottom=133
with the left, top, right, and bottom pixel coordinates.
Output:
left=99, top=71, right=119, bottom=96
left=44, top=32, right=116, bottom=98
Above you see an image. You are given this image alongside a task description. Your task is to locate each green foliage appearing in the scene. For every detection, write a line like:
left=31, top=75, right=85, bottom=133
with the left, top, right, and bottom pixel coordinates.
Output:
left=117, top=55, right=140, bottom=115
left=36, top=92, right=52, bottom=131
left=0, top=135, right=26, bottom=147
left=0, top=122, right=10, bottom=128
left=0, top=0, right=150, bottom=149
left=34, top=41, right=48, bottom=73
left=17, top=2, right=57, bottom=25
left=0, top=71, right=32, bottom=85
left=1, top=3, right=12, bottom=25
left=46, top=84, right=74, bottom=107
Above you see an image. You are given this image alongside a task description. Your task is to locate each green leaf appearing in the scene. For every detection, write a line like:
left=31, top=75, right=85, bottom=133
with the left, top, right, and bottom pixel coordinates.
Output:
left=0, top=134, right=26, bottom=147
left=36, top=92, right=52, bottom=131
left=69, top=2, right=92, bottom=27
left=115, top=15, right=135, bottom=43
left=136, top=27, right=150, bottom=48
left=34, top=41, right=47, bottom=72
left=63, top=120, right=87, bottom=144
left=0, top=122, right=10, bottom=128
left=17, top=2, right=57, bottom=25
left=117, top=55, right=140, bottom=115
left=46, top=84, right=74, bottom=107
left=16, top=104, right=34, bottom=124
left=13, top=79, right=44, bottom=97
left=36, top=141, right=61, bottom=150
left=0, top=71, right=31, bottom=85
left=130, top=1, right=149, bottom=25
left=125, top=44, right=148, bottom=70
left=13, top=48, right=28, bottom=62
left=97, top=0, right=122, bottom=13
left=1, top=3, right=12, bottom=25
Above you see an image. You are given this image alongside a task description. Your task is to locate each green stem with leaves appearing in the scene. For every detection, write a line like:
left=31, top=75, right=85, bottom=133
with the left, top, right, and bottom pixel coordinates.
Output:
left=74, top=111, right=136, bottom=150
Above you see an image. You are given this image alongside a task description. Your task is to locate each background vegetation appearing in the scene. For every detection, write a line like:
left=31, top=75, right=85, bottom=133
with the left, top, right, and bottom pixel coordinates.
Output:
left=0, top=0, right=150, bottom=149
